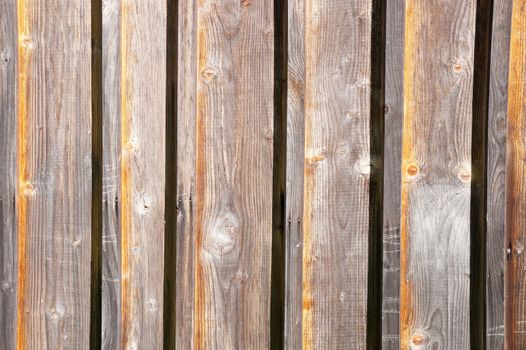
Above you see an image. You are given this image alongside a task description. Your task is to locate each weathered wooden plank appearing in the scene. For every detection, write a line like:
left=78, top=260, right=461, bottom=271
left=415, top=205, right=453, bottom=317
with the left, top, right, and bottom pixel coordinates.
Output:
left=118, top=1, right=167, bottom=349
left=381, top=0, right=404, bottom=348
left=505, top=0, right=526, bottom=347
left=0, top=0, right=17, bottom=348
left=101, top=0, right=122, bottom=348
left=486, top=0, right=513, bottom=346
left=300, top=0, right=374, bottom=348
left=400, top=1, right=476, bottom=349
left=193, top=0, right=275, bottom=348
left=15, top=0, right=92, bottom=348
left=285, top=0, right=305, bottom=347
left=173, top=0, right=197, bottom=348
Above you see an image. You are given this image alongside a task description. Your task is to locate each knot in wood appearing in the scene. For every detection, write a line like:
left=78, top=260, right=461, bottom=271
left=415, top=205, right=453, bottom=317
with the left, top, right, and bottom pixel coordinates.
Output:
left=411, top=333, right=426, bottom=346
left=457, top=166, right=471, bottom=183
left=405, top=163, right=419, bottom=178
left=201, top=67, right=218, bottom=81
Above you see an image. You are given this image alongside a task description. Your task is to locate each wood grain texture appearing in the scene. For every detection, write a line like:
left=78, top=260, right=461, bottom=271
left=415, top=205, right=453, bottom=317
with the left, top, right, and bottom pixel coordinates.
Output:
left=0, top=0, right=17, bottom=348
left=193, top=0, right=274, bottom=348
left=16, top=0, right=92, bottom=348
left=505, top=0, right=526, bottom=347
left=301, top=0, right=373, bottom=348
left=101, top=0, right=122, bottom=348
left=119, top=1, right=166, bottom=349
left=285, top=0, right=305, bottom=347
left=486, top=0, right=512, bottom=348
left=174, top=0, right=198, bottom=348
left=400, top=1, right=477, bottom=349
left=381, top=0, right=404, bottom=348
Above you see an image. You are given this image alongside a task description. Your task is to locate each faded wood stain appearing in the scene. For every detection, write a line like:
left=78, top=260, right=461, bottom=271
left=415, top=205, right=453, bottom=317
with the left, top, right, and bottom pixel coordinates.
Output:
left=400, top=1, right=476, bottom=349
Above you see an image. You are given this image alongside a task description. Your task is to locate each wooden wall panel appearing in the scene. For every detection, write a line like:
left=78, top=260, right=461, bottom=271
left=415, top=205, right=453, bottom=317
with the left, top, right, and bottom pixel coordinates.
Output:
left=506, top=0, right=526, bottom=347
left=186, top=0, right=275, bottom=348
left=118, top=1, right=167, bottom=349
left=285, top=0, right=306, bottom=347
left=16, top=0, right=92, bottom=348
left=381, top=0, right=404, bottom=348
left=298, top=0, right=374, bottom=348
left=174, top=0, right=198, bottom=348
left=487, top=0, right=513, bottom=348
left=0, top=0, right=17, bottom=348
left=101, top=0, right=122, bottom=348
left=400, top=1, right=477, bottom=349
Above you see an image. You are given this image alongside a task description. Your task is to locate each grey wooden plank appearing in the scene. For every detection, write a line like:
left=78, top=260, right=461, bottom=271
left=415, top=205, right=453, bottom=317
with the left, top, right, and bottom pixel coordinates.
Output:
left=486, top=0, right=512, bottom=348
left=300, top=0, right=374, bottom=347
left=16, top=1, right=93, bottom=348
left=400, top=1, right=476, bottom=349
left=119, top=1, right=167, bottom=348
left=174, top=0, right=197, bottom=348
left=285, top=0, right=305, bottom=347
left=0, top=0, right=17, bottom=348
left=505, top=1, right=526, bottom=347
left=381, top=0, right=404, bottom=348
left=193, top=0, right=275, bottom=347
left=101, top=0, right=122, bottom=348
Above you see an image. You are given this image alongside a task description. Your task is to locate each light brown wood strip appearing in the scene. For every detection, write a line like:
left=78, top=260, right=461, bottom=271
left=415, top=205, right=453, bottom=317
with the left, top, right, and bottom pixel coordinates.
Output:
left=505, top=1, right=526, bottom=348
left=381, top=0, right=404, bottom=348
left=486, top=0, right=513, bottom=348
left=101, top=0, right=122, bottom=348
left=173, top=0, right=198, bottom=348
left=119, top=1, right=167, bottom=349
left=400, top=1, right=476, bottom=349
left=301, top=0, right=373, bottom=348
left=0, top=0, right=17, bottom=348
left=193, top=0, right=274, bottom=348
left=16, top=0, right=92, bottom=348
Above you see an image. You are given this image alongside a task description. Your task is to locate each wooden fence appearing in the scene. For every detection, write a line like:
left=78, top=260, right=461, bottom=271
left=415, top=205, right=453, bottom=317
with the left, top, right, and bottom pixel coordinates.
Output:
left=1, top=0, right=525, bottom=349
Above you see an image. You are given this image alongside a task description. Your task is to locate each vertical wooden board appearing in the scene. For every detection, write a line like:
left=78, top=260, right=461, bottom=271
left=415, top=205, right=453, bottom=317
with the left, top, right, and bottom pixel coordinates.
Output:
left=119, top=0, right=166, bottom=349
left=0, top=0, right=17, bottom=348
left=382, top=0, right=404, bottom=348
left=16, top=0, right=92, bottom=348
left=101, top=0, right=121, bottom=348
left=193, top=0, right=274, bottom=348
left=301, top=0, right=373, bottom=348
left=487, top=0, right=513, bottom=348
left=285, top=0, right=305, bottom=347
left=506, top=0, right=526, bottom=348
left=400, top=1, right=476, bottom=349
left=174, top=0, right=197, bottom=349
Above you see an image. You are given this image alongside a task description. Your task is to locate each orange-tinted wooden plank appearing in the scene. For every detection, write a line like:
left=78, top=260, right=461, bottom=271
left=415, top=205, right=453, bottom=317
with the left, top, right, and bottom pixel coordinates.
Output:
left=505, top=0, right=526, bottom=347
left=400, top=1, right=476, bottom=348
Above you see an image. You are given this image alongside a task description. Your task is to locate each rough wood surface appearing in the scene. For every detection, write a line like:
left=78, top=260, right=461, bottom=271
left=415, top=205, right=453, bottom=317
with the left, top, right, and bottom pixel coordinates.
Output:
left=119, top=1, right=167, bottom=349
left=16, top=1, right=93, bottom=348
left=400, top=1, right=476, bottom=349
left=192, top=0, right=274, bottom=348
left=487, top=0, right=512, bottom=348
left=381, top=0, right=404, bottom=348
left=285, top=0, right=306, bottom=347
left=0, top=0, right=17, bottom=348
left=506, top=0, right=526, bottom=347
left=101, top=0, right=122, bottom=348
left=300, top=0, right=373, bottom=348
left=174, top=0, right=198, bottom=348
